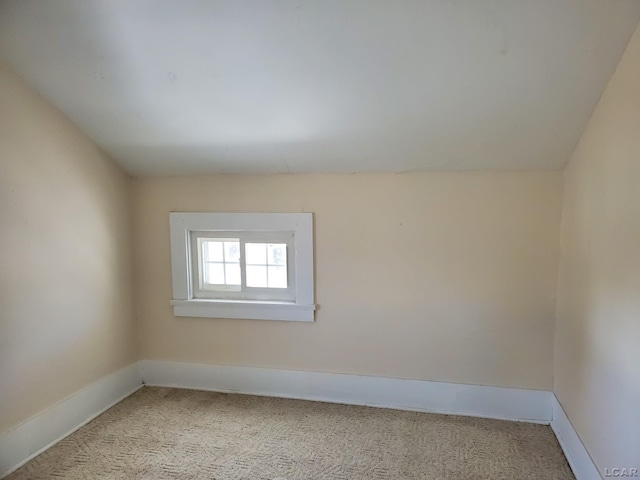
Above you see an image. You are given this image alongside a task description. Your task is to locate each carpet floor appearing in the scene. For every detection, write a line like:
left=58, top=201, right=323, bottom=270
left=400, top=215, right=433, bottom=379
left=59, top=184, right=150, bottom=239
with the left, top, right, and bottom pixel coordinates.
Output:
left=7, top=387, right=575, bottom=480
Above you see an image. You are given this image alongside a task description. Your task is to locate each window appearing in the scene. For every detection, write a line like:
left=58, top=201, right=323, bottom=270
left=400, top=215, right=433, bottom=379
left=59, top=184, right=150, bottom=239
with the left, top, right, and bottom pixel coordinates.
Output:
left=190, top=232, right=294, bottom=301
left=169, top=213, right=315, bottom=321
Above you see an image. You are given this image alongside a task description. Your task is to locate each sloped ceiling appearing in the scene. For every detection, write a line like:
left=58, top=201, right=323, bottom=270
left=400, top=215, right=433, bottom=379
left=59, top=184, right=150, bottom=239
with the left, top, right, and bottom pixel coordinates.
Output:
left=1, top=1, right=639, bottom=175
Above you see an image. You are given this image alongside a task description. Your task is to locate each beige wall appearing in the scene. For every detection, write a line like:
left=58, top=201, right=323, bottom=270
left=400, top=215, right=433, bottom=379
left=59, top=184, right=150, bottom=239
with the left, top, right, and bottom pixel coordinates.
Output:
left=555, top=25, right=640, bottom=474
left=134, top=171, right=562, bottom=390
left=0, top=65, right=137, bottom=432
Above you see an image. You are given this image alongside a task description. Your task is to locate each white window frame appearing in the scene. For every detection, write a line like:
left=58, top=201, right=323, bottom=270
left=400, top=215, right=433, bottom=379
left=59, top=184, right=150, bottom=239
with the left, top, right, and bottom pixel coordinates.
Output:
left=190, top=231, right=295, bottom=301
left=169, top=212, right=316, bottom=322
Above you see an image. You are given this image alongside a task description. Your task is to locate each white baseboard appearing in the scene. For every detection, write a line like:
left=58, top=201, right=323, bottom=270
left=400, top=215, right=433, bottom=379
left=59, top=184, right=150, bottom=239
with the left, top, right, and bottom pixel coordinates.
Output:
left=140, top=360, right=553, bottom=424
left=551, top=395, right=602, bottom=480
left=0, top=363, right=143, bottom=479
left=0, top=360, right=559, bottom=479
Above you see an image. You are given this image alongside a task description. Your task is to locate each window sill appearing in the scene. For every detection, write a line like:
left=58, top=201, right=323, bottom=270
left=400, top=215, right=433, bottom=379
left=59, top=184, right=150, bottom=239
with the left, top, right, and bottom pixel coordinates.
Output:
left=170, top=299, right=317, bottom=322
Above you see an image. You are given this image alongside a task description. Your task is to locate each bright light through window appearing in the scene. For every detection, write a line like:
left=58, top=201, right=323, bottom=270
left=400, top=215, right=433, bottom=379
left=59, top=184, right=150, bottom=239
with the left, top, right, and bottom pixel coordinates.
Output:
left=199, top=238, right=241, bottom=288
left=196, top=238, right=289, bottom=294
left=245, top=243, right=288, bottom=288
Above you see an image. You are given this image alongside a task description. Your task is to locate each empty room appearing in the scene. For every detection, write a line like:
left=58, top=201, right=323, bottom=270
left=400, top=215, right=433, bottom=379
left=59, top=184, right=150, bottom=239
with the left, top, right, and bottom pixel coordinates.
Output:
left=1, top=1, right=639, bottom=479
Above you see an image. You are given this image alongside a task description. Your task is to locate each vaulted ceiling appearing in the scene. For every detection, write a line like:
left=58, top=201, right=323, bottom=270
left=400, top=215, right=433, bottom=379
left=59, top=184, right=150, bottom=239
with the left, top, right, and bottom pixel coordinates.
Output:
left=1, top=1, right=639, bottom=175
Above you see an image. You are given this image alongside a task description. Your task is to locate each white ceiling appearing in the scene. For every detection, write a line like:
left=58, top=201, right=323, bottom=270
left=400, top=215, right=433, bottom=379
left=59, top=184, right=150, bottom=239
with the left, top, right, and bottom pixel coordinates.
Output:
left=1, top=1, right=639, bottom=176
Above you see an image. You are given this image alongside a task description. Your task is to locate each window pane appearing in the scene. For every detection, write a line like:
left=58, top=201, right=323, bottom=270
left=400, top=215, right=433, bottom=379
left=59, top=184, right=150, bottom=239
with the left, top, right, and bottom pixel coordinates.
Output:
left=246, top=265, right=268, bottom=287
left=224, top=241, right=240, bottom=263
left=204, top=241, right=223, bottom=262
left=245, top=243, right=267, bottom=265
left=267, top=244, right=287, bottom=266
left=268, top=266, right=287, bottom=288
left=225, top=263, right=241, bottom=285
left=205, top=263, right=225, bottom=285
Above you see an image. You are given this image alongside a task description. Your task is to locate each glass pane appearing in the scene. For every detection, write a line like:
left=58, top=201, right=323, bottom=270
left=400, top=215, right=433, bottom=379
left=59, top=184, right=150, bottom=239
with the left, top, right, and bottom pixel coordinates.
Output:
left=246, top=265, right=268, bottom=287
left=205, top=263, right=225, bottom=285
left=225, top=263, right=241, bottom=285
left=224, top=241, right=240, bottom=263
left=245, top=243, right=267, bottom=265
left=267, top=244, right=287, bottom=266
left=203, top=241, right=223, bottom=262
left=268, top=266, right=287, bottom=288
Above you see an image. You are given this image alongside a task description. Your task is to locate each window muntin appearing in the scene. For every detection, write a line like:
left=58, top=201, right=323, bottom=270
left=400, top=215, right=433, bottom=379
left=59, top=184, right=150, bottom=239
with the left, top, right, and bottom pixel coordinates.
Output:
left=190, top=231, right=295, bottom=302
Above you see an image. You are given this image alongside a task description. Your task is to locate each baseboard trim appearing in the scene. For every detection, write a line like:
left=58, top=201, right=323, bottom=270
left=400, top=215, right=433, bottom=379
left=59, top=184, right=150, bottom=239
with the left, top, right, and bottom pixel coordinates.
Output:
left=140, top=360, right=552, bottom=424
left=0, top=363, right=143, bottom=479
left=551, top=395, right=602, bottom=480
left=0, top=360, right=558, bottom=478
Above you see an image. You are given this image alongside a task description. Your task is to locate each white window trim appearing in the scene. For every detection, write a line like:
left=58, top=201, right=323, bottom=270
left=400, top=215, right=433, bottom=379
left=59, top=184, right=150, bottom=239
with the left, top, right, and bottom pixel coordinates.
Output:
left=169, top=212, right=316, bottom=322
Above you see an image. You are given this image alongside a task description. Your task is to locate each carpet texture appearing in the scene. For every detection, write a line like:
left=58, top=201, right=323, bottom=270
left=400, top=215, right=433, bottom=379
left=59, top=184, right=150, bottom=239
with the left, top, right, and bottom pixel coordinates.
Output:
left=7, top=387, right=575, bottom=479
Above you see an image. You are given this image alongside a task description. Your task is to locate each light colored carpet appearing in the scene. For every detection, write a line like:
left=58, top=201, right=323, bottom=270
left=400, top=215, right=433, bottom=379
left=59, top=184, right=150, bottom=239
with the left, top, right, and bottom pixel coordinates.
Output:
left=8, top=387, right=575, bottom=480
